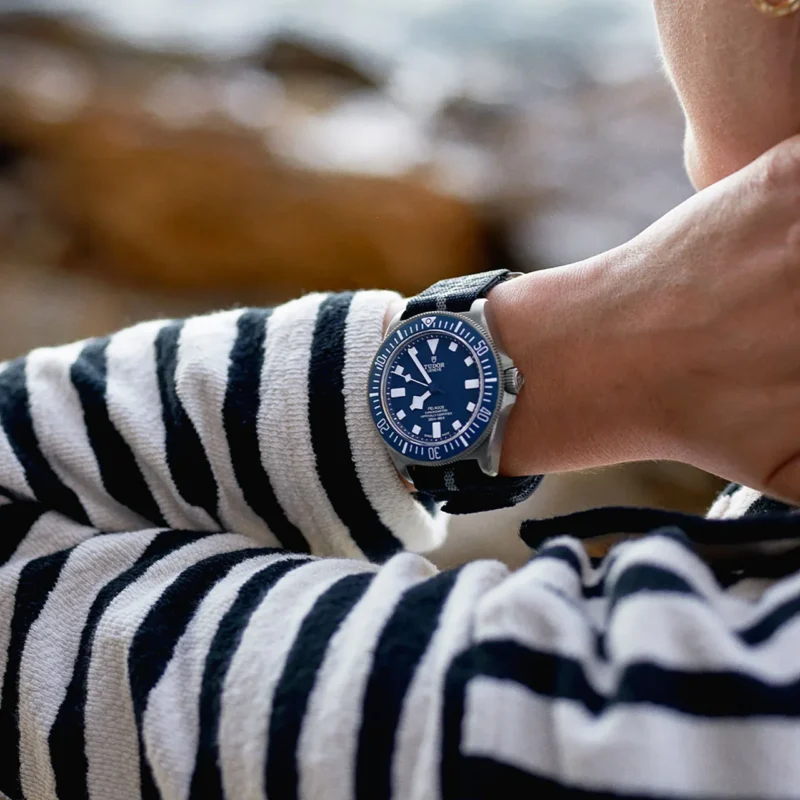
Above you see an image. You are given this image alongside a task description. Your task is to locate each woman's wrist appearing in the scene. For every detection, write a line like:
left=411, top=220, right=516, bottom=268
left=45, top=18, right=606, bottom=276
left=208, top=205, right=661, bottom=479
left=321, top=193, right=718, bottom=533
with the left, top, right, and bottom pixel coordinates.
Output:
left=487, top=252, right=664, bottom=477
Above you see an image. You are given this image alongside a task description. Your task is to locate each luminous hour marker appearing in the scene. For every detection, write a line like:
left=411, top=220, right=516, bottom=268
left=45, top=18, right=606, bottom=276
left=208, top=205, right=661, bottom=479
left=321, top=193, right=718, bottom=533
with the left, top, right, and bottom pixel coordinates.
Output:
left=412, top=424, right=421, bottom=435
left=465, top=379, right=480, bottom=389
left=432, top=422, right=442, bottom=438
left=448, top=342, right=458, bottom=352
left=452, top=420, right=462, bottom=430
left=391, top=388, right=406, bottom=398
left=467, top=401, right=476, bottom=412
left=427, top=338, right=439, bottom=355
left=464, top=356, right=474, bottom=367
left=394, top=365, right=405, bottom=376
left=397, top=409, right=406, bottom=420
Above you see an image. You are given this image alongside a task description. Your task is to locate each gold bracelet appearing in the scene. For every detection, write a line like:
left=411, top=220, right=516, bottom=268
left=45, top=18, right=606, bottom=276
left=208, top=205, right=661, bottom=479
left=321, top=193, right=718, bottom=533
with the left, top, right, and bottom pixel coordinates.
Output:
left=753, top=0, right=800, bottom=17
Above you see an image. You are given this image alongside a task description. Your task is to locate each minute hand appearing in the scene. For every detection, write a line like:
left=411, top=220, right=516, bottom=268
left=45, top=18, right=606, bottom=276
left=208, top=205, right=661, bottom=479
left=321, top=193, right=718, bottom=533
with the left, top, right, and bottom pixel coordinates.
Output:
left=409, top=350, right=432, bottom=384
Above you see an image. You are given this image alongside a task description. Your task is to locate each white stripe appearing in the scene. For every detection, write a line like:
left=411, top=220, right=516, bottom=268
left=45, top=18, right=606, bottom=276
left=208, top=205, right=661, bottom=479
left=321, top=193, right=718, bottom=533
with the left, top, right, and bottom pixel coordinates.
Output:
left=608, top=587, right=800, bottom=683
left=219, top=558, right=374, bottom=800
left=143, top=552, right=293, bottom=800
left=479, top=536, right=800, bottom=694
left=298, top=553, right=435, bottom=800
left=18, top=528, right=160, bottom=800
left=259, top=294, right=359, bottom=557
left=105, top=320, right=217, bottom=530
left=392, top=561, right=508, bottom=800
left=341, top=292, right=445, bottom=552
left=26, top=343, right=148, bottom=531
left=176, top=313, right=281, bottom=548
left=719, top=486, right=763, bottom=520
left=85, top=533, right=255, bottom=800
left=463, top=677, right=800, bottom=798
left=11, top=509, right=97, bottom=563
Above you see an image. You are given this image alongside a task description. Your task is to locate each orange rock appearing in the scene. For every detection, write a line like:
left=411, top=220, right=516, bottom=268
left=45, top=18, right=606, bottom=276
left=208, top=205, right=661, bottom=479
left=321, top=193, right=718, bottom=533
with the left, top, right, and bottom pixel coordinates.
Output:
left=18, top=113, right=479, bottom=296
left=0, top=13, right=486, bottom=297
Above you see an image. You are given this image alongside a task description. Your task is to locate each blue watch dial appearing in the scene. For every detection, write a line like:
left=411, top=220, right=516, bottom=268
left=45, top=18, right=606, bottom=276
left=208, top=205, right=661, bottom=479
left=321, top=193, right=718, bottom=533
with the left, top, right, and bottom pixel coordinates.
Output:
left=368, top=313, right=502, bottom=464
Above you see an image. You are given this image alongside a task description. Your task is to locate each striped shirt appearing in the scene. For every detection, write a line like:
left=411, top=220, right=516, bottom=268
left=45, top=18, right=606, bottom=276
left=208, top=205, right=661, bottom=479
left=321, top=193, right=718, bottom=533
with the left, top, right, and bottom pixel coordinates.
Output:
left=1, top=289, right=800, bottom=800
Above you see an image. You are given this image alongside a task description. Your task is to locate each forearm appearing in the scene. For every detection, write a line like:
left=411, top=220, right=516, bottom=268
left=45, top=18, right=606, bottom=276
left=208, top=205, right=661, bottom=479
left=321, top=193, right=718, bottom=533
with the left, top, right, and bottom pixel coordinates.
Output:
left=0, top=292, right=442, bottom=558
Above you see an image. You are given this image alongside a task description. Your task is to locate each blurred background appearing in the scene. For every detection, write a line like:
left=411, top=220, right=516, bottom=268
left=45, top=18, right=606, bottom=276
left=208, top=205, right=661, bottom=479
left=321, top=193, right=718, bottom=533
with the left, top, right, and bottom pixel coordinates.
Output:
left=0, top=0, right=724, bottom=564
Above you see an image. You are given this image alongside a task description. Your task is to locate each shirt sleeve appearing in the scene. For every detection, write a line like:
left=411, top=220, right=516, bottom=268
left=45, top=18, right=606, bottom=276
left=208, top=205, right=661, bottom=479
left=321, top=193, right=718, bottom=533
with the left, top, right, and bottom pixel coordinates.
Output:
left=3, top=509, right=800, bottom=800
left=0, top=291, right=443, bottom=560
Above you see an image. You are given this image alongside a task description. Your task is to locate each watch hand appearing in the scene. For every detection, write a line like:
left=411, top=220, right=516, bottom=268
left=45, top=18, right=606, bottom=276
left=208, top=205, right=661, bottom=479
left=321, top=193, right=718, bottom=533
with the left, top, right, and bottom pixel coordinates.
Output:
left=410, top=391, right=431, bottom=411
left=409, top=350, right=432, bottom=385
left=404, top=375, right=429, bottom=388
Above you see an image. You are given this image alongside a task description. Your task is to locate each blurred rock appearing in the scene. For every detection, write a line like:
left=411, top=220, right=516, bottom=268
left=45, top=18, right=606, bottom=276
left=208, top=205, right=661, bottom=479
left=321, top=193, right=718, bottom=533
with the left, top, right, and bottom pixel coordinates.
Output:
left=258, top=35, right=383, bottom=93
left=0, top=12, right=485, bottom=296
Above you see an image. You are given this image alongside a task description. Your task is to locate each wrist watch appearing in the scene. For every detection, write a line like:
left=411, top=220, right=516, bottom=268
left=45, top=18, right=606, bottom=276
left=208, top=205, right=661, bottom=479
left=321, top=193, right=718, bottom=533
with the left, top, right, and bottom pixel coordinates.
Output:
left=367, top=269, right=541, bottom=514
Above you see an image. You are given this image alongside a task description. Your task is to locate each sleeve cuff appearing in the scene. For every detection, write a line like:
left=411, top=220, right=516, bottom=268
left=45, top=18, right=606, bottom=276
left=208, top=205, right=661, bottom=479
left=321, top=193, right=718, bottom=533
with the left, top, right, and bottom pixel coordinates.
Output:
left=342, top=291, right=447, bottom=554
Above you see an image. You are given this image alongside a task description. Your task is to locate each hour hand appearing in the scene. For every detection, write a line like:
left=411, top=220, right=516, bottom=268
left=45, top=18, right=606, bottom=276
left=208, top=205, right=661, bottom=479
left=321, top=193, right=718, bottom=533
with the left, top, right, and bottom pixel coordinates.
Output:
left=410, top=391, right=431, bottom=411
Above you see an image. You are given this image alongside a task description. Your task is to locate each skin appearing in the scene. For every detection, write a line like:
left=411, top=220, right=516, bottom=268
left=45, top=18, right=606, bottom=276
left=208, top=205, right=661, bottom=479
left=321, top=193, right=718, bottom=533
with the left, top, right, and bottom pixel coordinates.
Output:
left=653, top=0, right=800, bottom=190
left=388, top=1, right=800, bottom=503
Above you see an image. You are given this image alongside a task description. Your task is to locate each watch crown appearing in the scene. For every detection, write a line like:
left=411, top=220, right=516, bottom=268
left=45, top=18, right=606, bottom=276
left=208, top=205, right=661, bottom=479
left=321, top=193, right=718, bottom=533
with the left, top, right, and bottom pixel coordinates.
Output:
left=503, top=367, right=524, bottom=395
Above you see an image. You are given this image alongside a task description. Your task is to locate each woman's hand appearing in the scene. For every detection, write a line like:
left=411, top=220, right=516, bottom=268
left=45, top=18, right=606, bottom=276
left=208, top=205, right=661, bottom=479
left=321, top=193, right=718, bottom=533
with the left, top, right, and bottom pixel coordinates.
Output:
left=491, top=135, right=800, bottom=503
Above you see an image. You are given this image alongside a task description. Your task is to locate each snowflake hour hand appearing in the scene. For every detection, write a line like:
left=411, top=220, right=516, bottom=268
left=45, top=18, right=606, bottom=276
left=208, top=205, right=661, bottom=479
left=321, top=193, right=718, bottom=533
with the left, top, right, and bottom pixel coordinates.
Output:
left=410, top=391, right=431, bottom=411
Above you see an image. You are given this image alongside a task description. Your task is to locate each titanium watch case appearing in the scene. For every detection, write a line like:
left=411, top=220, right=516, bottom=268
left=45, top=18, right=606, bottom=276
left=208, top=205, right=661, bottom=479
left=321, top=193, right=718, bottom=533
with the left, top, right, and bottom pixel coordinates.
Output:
left=373, top=297, right=523, bottom=482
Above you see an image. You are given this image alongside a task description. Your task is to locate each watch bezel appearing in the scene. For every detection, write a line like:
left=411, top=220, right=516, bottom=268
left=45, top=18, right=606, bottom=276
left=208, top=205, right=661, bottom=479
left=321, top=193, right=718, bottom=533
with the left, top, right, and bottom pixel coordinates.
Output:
left=369, top=309, right=506, bottom=468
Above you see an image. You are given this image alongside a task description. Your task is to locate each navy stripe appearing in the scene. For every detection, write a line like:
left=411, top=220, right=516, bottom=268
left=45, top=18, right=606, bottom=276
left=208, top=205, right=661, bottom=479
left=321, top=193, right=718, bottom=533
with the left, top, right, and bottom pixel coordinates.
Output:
left=307, top=293, right=402, bottom=562
left=442, top=639, right=800, bottom=799
left=223, top=310, right=309, bottom=553
left=130, top=547, right=274, bottom=800
left=543, top=550, right=800, bottom=650
left=49, top=530, right=208, bottom=800
left=0, top=549, right=70, bottom=799
left=609, top=563, right=695, bottom=611
left=0, top=358, right=90, bottom=525
left=745, top=494, right=794, bottom=517
left=154, top=322, right=220, bottom=525
left=0, top=501, right=46, bottom=566
left=531, top=545, right=688, bottom=609
left=460, top=757, right=683, bottom=800
left=456, top=639, right=800, bottom=723
left=189, top=556, right=309, bottom=800
left=355, top=569, right=460, bottom=800
left=265, top=572, right=374, bottom=800
left=71, top=337, right=166, bottom=527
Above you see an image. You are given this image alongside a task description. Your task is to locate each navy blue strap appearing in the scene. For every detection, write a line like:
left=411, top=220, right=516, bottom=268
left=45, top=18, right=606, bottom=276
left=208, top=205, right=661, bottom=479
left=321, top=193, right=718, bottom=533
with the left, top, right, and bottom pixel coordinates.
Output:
left=409, top=462, right=541, bottom=515
left=401, top=269, right=512, bottom=319
left=401, top=269, right=538, bottom=513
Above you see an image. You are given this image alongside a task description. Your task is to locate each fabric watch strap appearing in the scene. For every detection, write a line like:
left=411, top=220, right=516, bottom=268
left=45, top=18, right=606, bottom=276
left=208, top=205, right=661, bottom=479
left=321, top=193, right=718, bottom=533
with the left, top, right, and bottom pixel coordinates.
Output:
left=408, top=461, right=542, bottom=515
left=402, top=268, right=541, bottom=514
left=401, top=269, right=513, bottom=319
